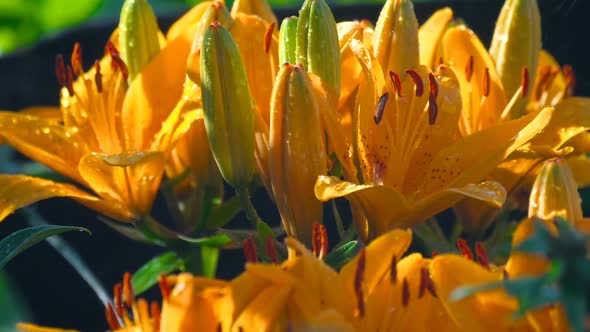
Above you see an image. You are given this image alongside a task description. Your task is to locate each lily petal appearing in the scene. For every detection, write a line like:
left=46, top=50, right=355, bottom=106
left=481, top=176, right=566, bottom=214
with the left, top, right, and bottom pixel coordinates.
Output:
left=418, top=7, right=453, bottom=69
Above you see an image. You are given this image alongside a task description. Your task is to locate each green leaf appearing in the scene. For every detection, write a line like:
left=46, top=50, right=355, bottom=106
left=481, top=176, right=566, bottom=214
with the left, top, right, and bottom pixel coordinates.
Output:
left=256, top=220, right=275, bottom=242
left=0, top=272, right=30, bottom=330
left=323, top=240, right=360, bottom=271
left=38, top=0, right=103, bottom=30
left=177, top=234, right=232, bottom=247
left=131, top=251, right=183, bottom=296
left=206, top=196, right=242, bottom=229
left=199, top=246, right=219, bottom=278
left=0, top=225, right=90, bottom=269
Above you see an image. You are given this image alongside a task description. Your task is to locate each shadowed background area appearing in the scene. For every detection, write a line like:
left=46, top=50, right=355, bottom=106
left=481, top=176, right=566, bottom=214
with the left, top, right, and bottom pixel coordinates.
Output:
left=0, top=0, right=588, bottom=330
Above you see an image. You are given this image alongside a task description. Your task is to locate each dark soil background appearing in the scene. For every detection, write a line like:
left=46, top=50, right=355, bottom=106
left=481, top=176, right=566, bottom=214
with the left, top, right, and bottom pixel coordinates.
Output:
left=0, top=0, right=588, bottom=330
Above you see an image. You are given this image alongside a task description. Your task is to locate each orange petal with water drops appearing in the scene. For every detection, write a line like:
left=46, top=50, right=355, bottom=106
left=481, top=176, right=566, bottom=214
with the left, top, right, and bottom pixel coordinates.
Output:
left=0, top=112, right=89, bottom=184
left=431, top=254, right=533, bottom=331
left=122, top=36, right=190, bottom=151
left=0, top=175, right=98, bottom=222
left=20, top=107, right=63, bottom=123
left=529, top=97, right=590, bottom=149
left=418, top=7, right=453, bottom=69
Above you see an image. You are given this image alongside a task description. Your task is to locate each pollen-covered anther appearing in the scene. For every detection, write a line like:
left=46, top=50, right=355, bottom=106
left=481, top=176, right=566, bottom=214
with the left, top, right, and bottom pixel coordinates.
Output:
left=94, top=61, right=103, bottom=93
left=482, top=67, right=490, bottom=97
left=105, top=303, right=122, bottom=330
left=158, top=274, right=171, bottom=300
left=243, top=237, right=258, bottom=263
left=405, top=69, right=424, bottom=97
left=389, top=70, right=402, bottom=97
left=475, top=242, right=490, bottom=269
left=354, top=249, right=366, bottom=318
left=402, top=278, right=410, bottom=307
left=113, top=282, right=124, bottom=316
left=521, top=66, right=529, bottom=98
left=71, top=42, right=84, bottom=76
left=264, top=22, right=275, bottom=54
left=374, top=92, right=389, bottom=124
left=123, top=272, right=135, bottom=307
left=151, top=301, right=161, bottom=332
left=465, top=55, right=474, bottom=82
left=265, top=236, right=279, bottom=263
left=55, top=54, right=67, bottom=87
left=390, top=254, right=397, bottom=284
left=312, top=223, right=328, bottom=259
left=456, top=238, right=474, bottom=260
left=65, top=65, right=75, bottom=97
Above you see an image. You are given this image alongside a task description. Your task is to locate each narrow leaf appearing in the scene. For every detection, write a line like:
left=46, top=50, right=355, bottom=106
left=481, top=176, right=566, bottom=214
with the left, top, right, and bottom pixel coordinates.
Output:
left=323, top=240, right=360, bottom=270
left=131, top=252, right=183, bottom=296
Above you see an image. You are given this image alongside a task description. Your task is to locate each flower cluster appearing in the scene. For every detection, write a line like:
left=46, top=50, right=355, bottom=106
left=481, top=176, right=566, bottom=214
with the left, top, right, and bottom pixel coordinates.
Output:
left=2, top=0, right=589, bottom=330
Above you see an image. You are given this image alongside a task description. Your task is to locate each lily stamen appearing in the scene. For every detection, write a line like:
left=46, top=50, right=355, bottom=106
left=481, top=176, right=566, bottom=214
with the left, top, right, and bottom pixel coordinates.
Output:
left=105, top=303, right=122, bottom=330
left=265, top=236, right=279, bottom=263
left=401, top=278, right=410, bottom=307
left=405, top=69, right=424, bottom=97
left=150, top=301, right=161, bottom=331
left=55, top=54, right=67, bottom=88
left=500, top=67, right=530, bottom=121
left=113, top=282, right=124, bottom=316
left=312, top=223, right=328, bottom=259
left=243, top=237, right=258, bottom=263
left=374, top=92, right=389, bottom=124
left=94, top=61, right=103, bottom=93
left=390, top=254, right=398, bottom=284
left=563, top=64, right=576, bottom=97
left=465, top=55, right=474, bottom=82
left=456, top=238, right=474, bottom=260
left=475, top=242, right=490, bottom=269
left=158, top=274, right=171, bottom=300
left=354, top=249, right=366, bottom=318
left=71, top=42, right=84, bottom=76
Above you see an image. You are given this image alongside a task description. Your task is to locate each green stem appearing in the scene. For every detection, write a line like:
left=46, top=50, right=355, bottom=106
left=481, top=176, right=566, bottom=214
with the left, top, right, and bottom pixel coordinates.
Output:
left=331, top=200, right=345, bottom=238
left=236, top=187, right=264, bottom=227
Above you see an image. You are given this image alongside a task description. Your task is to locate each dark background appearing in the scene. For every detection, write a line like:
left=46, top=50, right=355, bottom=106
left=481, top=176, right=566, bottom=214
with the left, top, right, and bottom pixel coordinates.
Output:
left=0, top=0, right=588, bottom=330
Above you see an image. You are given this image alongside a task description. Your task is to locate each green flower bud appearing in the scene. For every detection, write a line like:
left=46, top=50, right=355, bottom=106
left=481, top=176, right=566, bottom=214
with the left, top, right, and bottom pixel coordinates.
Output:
left=279, top=16, right=298, bottom=65
left=490, top=0, right=541, bottom=118
left=118, top=0, right=161, bottom=82
left=372, top=0, right=419, bottom=73
left=296, top=0, right=340, bottom=96
left=200, top=22, right=256, bottom=190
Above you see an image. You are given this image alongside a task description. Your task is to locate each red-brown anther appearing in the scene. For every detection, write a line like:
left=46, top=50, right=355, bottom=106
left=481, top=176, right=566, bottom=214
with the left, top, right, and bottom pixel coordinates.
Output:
left=113, top=282, right=124, bottom=316
left=359, top=19, right=371, bottom=30
left=475, top=242, right=490, bottom=269
left=482, top=67, right=490, bottom=97
left=389, top=70, right=402, bottom=97
left=150, top=301, right=161, bottom=332
left=55, top=54, right=67, bottom=87
left=428, top=94, right=438, bottom=125
left=465, top=55, right=474, bottom=82
left=521, top=67, right=529, bottom=98
left=534, top=66, right=552, bottom=101
left=123, top=272, right=134, bottom=307
left=390, top=254, right=398, bottom=284
left=418, top=268, right=427, bottom=298
left=503, top=269, right=509, bottom=280
left=374, top=92, right=389, bottom=125
left=422, top=268, right=437, bottom=297
left=158, top=274, right=171, bottom=301
left=456, top=238, right=474, bottom=260
left=428, top=72, right=439, bottom=99
left=105, top=41, right=129, bottom=80
left=312, top=223, right=328, bottom=259
left=105, top=303, right=122, bottom=330
left=105, top=41, right=120, bottom=58
left=71, top=42, right=83, bottom=76
left=354, top=249, right=366, bottom=318
left=401, top=278, right=410, bottom=307
left=405, top=69, right=424, bottom=97
left=563, top=64, right=576, bottom=97
left=65, top=65, right=75, bottom=97
left=264, top=22, right=275, bottom=54
left=265, top=236, right=279, bottom=264
left=431, top=251, right=438, bottom=258
left=243, top=237, right=258, bottom=263
left=94, top=61, right=103, bottom=93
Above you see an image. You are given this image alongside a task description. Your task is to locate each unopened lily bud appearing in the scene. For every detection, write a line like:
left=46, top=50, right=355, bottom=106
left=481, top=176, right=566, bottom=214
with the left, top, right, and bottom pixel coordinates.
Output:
left=490, top=0, right=541, bottom=118
left=279, top=16, right=298, bottom=65
left=231, top=0, right=277, bottom=25
left=372, top=0, right=419, bottom=74
left=269, top=64, right=327, bottom=246
left=529, top=158, right=583, bottom=225
left=296, top=0, right=340, bottom=96
left=200, top=22, right=256, bottom=190
left=118, top=0, right=161, bottom=82
left=187, top=2, right=233, bottom=82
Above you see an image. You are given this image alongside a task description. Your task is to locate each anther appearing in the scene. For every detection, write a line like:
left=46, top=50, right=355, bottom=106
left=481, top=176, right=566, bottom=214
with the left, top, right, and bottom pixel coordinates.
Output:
left=71, top=42, right=83, bottom=76
left=482, top=67, right=490, bottom=97
left=265, top=236, right=279, bottom=264
left=390, top=254, right=397, bottom=284
left=389, top=70, right=402, bottom=97
left=456, top=239, right=473, bottom=260
left=94, top=61, right=103, bottom=93
left=428, top=72, right=439, bottom=99
left=106, top=41, right=129, bottom=80
left=150, top=301, right=161, bottom=332
left=312, top=223, right=328, bottom=259
left=402, top=278, right=410, bottom=307
left=534, top=66, right=552, bottom=100
left=419, top=267, right=437, bottom=298
left=243, top=237, right=258, bottom=263
left=405, top=69, right=424, bottom=97
left=65, top=65, right=75, bottom=97
left=113, top=282, right=124, bottom=316
left=428, top=94, right=438, bottom=125
left=55, top=54, right=67, bottom=87
left=521, top=67, right=529, bottom=98
left=475, top=242, right=489, bottom=269
left=158, top=274, right=171, bottom=300
left=465, top=55, right=474, bottom=82
left=374, top=93, right=389, bottom=124
left=359, top=19, right=371, bottom=30
left=264, top=22, right=275, bottom=54
left=354, top=249, right=366, bottom=318
left=502, top=269, right=509, bottom=280
left=105, top=303, right=122, bottom=330
left=123, top=272, right=134, bottom=307
left=431, top=251, right=438, bottom=258
left=563, top=64, right=576, bottom=97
